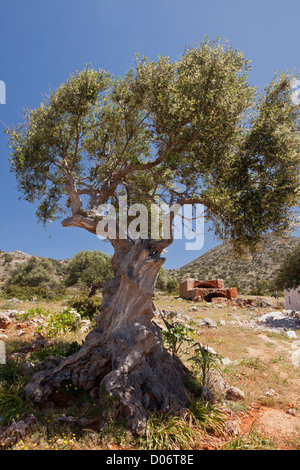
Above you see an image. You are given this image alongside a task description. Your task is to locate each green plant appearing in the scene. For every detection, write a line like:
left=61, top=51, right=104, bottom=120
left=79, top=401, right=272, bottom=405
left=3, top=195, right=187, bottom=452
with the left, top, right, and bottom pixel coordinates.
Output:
left=3, top=284, right=65, bottom=300
left=65, top=250, right=113, bottom=297
left=45, top=308, right=81, bottom=337
left=160, top=316, right=194, bottom=357
left=188, top=343, right=220, bottom=388
left=0, top=359, right=26, bottom=385
left=0, top=382, right=28, bottom=425
left=16, top=306, right=50, bottom=322
left=99, top=417, right=132, bottom=446
left=68, top=295, right=102, bottom=320
left=182, top=371, right=202, bottom=397
left=187, top=399, right=225, bottom=436
left=240, top=357, right=267, bottom=370
left=146, top=411, right=195, bottom=450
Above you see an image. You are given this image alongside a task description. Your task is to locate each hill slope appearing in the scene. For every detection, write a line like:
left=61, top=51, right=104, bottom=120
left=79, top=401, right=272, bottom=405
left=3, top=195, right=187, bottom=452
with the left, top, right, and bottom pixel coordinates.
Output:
left=0, top=250, right=68, bottom=287
left=168, top=234, right=300, bottom=293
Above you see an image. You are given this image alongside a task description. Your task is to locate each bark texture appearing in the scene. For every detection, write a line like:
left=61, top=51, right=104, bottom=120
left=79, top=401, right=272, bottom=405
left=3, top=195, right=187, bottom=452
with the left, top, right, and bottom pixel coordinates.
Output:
left=24, top=239, right=190, bottom=434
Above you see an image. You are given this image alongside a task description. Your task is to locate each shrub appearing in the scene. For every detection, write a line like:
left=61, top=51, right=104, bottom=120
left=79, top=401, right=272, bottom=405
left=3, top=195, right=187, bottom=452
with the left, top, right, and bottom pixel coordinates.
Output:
left=156, top=268, right=179, bottom=294
left=3, top=284, right=65, bottom=301
left=65, top=250, right=113, bottom=297
left=68, top=295, right=102, bottom=320
left=4, top=256, right=65, bottom=300
left=44, top=308, right=81, bottom=337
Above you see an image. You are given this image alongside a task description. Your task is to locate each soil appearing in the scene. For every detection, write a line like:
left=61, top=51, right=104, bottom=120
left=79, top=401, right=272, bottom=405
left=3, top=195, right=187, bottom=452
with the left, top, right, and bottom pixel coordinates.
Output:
left=1, top=294, right=299, bottom=450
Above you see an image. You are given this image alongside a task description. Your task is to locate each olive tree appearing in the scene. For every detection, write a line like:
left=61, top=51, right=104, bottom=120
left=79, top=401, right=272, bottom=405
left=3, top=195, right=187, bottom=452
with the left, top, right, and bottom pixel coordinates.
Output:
left=274, top=244, right=300, bottom=290
left=65, top=250, right=113, bottom=297
left=6, top=39, right=300, bottom=433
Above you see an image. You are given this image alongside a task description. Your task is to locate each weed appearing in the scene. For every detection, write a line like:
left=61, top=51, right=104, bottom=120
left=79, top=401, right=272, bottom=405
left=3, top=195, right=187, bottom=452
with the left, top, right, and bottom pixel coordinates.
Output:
left=0, top=359, right=25, bottom=385
left=240, top=358, right=266, bottom=370
left=146, top=411, right=196, bottom=450
left=188, top=342, right=220, bottom=388
left=29, top=341, right=83, bottom=362
left=44, top=308, right=81, bottom=337
left=16, top=307, right=50, bottom=322
left=160, top=316, right=194, bottom=356
left=187, top=399, right=225, bottom=436
left=0, top=382, right=28, bottom=424
left=68, top=296, right=102, bottom=320
left=99, top=417, right=133, bottom=447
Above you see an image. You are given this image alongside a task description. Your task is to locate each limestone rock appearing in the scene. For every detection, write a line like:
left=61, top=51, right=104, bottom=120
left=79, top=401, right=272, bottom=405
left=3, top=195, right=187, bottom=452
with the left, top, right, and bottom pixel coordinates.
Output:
left=226, top=386, right=245, bottom=401
left=0, top=416, right=36, bottom=448
left=199, top=317, right=218, bottom=328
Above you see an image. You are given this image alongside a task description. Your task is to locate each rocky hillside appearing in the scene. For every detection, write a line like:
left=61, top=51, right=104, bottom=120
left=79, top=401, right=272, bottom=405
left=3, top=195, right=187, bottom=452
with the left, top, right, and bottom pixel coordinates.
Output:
left=168, top=234, right=300, bottom=294
left=0, top=250, right=67, bottom=287
left=1, top=233, right=300, bottom=295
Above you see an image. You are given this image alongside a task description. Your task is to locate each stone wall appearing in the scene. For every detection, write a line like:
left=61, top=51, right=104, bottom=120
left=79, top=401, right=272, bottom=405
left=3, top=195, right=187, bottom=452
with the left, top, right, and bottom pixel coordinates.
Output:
left=180, top=278, right=237, bottom=302
left=284, top=287, right=300, bottom=312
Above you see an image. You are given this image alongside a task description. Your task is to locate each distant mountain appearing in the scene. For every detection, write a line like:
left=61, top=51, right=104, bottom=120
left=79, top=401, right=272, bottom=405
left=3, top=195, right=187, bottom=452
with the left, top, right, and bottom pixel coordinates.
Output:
left=168, top=234, right=300, bottom=294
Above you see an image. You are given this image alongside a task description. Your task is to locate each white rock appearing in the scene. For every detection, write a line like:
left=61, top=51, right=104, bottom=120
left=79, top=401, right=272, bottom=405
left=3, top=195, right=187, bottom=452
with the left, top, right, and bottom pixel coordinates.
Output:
left=264, top=389, right=278, bottom=397
left=286, top=330, right=297, bottom=339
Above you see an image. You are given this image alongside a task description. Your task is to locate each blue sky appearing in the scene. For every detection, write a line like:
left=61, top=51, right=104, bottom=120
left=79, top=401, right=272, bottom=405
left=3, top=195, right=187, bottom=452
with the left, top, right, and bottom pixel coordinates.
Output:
left=0, top=0, right=300, bottom=268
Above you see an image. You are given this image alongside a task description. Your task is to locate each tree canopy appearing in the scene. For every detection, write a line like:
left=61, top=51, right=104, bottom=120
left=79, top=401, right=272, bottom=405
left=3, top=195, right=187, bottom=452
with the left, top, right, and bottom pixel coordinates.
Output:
left=6, top=39, right=300, bottom=254
left=65, top=250, right=113, bottom=296
left=274, top=244, right=300, bottom=290
left=9, top=39, right=300, bottom=436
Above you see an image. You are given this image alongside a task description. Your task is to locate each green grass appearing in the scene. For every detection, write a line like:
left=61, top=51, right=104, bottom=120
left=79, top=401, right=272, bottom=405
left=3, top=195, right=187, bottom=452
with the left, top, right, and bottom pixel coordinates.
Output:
left=146, top=411, right=196, bottom=450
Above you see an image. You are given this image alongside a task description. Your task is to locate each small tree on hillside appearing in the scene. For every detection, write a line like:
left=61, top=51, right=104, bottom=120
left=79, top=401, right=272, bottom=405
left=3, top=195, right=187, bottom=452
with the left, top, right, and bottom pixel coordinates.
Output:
left=6, top=39, right=300, bottom=434
left=65, top=250, right=113, bottom=297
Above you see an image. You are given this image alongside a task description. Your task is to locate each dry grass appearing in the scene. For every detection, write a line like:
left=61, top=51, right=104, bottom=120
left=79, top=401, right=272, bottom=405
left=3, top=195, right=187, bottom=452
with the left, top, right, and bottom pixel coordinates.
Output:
left=0, top=293, right=299, bottom=450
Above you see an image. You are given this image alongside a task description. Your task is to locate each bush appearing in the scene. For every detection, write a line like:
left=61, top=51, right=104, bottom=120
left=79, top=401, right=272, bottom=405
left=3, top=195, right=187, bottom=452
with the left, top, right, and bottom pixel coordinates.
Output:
left=3, top=284, right=65, bottom=300
left=65, top=250, right=113, bottom=297
left=156, top=268, right=179, bottom=294
left=3, top=256, right=65, bottom=300
left=68, top=295, right=102, bottom=320
left=166, top=278, right=179, bottom=294
left=44, top=308, right=81, bottom=337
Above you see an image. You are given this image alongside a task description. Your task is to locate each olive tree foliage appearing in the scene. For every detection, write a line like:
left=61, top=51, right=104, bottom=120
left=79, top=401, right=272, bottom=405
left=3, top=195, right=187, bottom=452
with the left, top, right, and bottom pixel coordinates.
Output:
left=6, top=39, right=300, bottom=252
left=5, top=39, right=300, bottom=434
left=274, top=244, right=300, bottom=290
left=65, top=250, right=113, bottom=297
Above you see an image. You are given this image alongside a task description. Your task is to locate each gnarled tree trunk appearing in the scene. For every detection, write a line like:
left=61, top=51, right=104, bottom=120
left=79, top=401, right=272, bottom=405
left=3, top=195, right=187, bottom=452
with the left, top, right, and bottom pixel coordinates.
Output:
left=24, top=239, right=190, bottom=434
